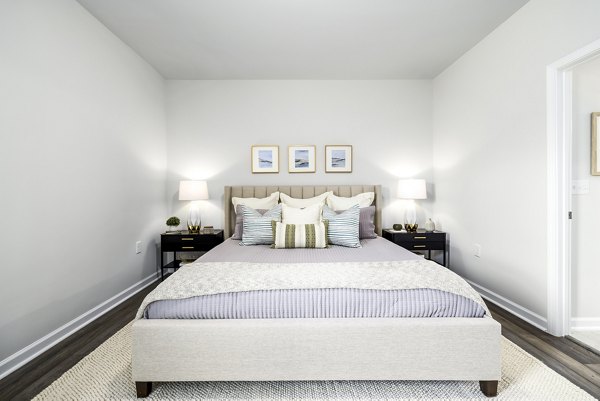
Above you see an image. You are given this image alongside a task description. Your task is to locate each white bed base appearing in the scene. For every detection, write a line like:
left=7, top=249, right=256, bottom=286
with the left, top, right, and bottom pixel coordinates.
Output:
left=132, top=316, right=501, bottom=397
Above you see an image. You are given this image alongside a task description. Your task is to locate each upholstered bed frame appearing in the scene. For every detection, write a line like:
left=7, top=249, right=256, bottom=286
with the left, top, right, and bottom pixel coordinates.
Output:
left=132, top=185, right=501, bottom=398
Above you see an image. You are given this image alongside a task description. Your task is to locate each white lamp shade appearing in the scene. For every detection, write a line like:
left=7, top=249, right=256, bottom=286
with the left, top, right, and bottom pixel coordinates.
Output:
left=397, top=179, right=427, bottom=200
left=179, top=180, right=209, bottom=201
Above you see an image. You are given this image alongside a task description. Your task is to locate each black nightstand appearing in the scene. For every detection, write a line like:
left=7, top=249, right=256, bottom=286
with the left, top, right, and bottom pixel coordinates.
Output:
left=382, top=229, right=448, bottom=267
left=160, top=230, right=224, bottom=280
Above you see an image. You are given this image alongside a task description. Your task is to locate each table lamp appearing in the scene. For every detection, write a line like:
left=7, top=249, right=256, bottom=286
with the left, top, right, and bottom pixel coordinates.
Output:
left=179, top=180, right=209, bottom=234
left=397, top=179, right=427, bottom=232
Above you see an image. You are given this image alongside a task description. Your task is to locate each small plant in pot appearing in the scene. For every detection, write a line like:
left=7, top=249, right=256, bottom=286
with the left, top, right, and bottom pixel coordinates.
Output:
left=166, top=216, right=181, bottom=232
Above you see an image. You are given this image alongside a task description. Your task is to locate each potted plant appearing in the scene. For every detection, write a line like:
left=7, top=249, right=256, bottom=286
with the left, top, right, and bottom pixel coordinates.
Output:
left=166, top=216, right=181, bottom=232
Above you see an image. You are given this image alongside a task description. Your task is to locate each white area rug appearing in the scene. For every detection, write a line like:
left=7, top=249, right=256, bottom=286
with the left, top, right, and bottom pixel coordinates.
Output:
left=33, top=322, right=595, bottom=400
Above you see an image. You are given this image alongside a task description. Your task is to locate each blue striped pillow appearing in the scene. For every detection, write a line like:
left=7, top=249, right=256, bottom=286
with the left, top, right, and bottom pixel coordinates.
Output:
left=240, top=204, right=282, bottom=245
left=322, top=205, right=361, bottom=248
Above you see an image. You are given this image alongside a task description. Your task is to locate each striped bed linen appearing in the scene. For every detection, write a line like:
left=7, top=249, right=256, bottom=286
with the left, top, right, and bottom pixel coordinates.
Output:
left=144, top=238, right=486, bottom=319
left=144, top=288, right=485, bottom=319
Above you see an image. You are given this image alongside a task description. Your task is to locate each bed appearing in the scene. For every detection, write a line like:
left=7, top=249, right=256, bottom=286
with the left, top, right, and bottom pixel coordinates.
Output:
left=132, top=185, right=501, bottom=398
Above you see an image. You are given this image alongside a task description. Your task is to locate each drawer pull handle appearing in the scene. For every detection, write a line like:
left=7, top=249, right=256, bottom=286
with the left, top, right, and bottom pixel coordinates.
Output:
left=182, top=246, right=195, bottom=250
left=413, top=245, right=427, bottom=248
left=414, top=236, right=427, bottom=239
left=181, top=238, right=194, bottom=241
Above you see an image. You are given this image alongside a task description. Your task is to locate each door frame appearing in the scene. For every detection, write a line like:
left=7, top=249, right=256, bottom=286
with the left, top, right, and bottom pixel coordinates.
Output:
left=547, top=38, right=600, bottom=336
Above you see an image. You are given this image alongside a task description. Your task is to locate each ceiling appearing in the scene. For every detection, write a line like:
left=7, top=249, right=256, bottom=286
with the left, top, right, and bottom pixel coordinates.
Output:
left=77, top=0, right=529, bottom=79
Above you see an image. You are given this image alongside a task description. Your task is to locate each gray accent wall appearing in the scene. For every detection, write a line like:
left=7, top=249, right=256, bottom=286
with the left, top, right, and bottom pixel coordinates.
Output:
left=0, top=0, right=167, bottom=362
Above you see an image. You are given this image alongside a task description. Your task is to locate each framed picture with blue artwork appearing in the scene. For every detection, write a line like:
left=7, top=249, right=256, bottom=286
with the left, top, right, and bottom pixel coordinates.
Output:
left=251, top=145, right=279, bottom=174
left=325, top=145, right=352, bottom=173
left=288, top=145, right=316, bottom=173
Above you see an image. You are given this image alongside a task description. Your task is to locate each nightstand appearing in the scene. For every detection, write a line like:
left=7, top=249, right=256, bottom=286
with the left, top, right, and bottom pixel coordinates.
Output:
left=160, top=229, right=224, bottom=280
left=382, top=229, right=448, bottom=267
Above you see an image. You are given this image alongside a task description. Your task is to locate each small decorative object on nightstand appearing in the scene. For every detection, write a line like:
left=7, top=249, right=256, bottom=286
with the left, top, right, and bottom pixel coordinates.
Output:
left=424, top=218, right=435, bottom=232
left=397, top=179, right=427, bottom=232
left=392, top=223, right=403, bottom=231
left=383, top=228, right=448, bottom=267
left=165, top=216, right=181, bottom=232
left=160, top=229, right=224, bottom=280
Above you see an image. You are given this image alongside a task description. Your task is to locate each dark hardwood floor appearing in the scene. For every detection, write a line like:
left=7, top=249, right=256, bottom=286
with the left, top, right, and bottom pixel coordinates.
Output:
left=0, top=282, right=159, bottom=401
left=488, top=302, right=600, bottom=398
left=1, top=285, right=599, bottom=400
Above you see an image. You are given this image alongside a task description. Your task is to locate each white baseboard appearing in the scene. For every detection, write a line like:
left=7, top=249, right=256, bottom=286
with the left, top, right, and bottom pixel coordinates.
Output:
left=466, top=279, right=548, bottom=331
left=0, top=273, right=158, bottom=381
left=571, top=317, right=600, bottom=331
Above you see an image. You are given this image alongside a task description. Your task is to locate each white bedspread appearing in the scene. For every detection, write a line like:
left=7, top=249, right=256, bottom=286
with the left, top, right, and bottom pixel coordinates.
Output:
left=136, top=259, right=487, bottom=319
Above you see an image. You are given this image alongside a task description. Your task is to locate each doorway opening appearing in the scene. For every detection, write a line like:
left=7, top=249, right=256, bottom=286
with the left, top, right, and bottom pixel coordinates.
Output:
left=547, top=38, right=600, bottom=340
left=568, top=56, right=600, bottom=351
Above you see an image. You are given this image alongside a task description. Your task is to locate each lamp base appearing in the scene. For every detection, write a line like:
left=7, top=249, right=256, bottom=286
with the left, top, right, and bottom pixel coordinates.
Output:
left=187, top=203, right=201, bottom=234
left=404, top=223, right=419, bottom=233
left=187, top=224, right=200, bottom=234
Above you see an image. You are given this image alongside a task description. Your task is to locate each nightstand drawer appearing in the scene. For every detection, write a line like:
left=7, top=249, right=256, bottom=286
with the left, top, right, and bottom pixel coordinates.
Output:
left=403, top=232, right=445, bottom=242
left=397, top=241, right=445, bottom=251
left=161, top=234, right=223, bottom=252
left=162, top=235, right=199, bottom=251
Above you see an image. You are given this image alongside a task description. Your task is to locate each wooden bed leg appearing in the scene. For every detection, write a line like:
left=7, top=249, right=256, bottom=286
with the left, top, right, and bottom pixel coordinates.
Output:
left=479, top=380, right=498, bottom=397
left=136, top=381, right=152, bottom=398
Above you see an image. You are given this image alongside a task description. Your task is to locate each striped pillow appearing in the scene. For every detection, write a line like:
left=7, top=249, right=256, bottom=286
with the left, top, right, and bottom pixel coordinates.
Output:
left=271, top=221, right=329, bottom=249
left=240, top=204, right=282, bottom=245
left=322, top=205, right=361, bottom=248
left=335, top=205, right=377, bottom=239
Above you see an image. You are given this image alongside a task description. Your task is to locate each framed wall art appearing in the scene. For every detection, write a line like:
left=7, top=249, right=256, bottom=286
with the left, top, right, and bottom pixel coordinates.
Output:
left=592, top=112, right=600, bottom=176
left=325, top=145, right=352, bottom=173
left=288, top=145, right=316, bottom=173
left=251, top=145, right=279, bottom=174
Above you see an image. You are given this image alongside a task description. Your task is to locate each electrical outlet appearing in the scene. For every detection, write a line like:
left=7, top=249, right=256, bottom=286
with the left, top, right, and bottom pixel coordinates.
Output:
left=474, top=244, right=482, bottom=258
left=135, top=241, right=142, bottom=254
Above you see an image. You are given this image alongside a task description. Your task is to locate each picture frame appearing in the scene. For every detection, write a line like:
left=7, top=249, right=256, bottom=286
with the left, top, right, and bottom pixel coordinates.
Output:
left=592, top=112, right=600, bottom=176
left=325, top=145, right=352, bottom=173
left=251, top=145, right=279, bottom=174
left=288, top=145, right=316, bottom=173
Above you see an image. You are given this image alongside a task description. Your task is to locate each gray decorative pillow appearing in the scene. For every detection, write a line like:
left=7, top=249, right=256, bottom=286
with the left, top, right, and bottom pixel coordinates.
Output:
left=240, top=204, right=282, bottom=246
left=358, top=206, right=377, bottom=239
left=333, top=205, right=376, bottom=239
left=231, top=205, right=268, bottom=239
left=323, top=205, right=361, bottom=248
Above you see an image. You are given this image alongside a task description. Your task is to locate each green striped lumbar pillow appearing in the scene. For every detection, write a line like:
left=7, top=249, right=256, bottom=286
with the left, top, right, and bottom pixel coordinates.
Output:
left=271, top=221, right=329, bottom=249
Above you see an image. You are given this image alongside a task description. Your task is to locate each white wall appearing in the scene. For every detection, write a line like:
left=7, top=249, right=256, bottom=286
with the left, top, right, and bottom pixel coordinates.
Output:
left=433, top=0, right=600, bottom=321
left=165, top=80, right=433, bottom=229
left=571, top=56, right=600, bottom=321
left=0, top=0, right=167, bottom=363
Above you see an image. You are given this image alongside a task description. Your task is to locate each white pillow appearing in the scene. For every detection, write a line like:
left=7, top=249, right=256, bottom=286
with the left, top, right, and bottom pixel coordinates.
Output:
left=280, top=191, right=332, bottom=208
left=282, top=203, right=323, bottom=224
left=232, top=191, right=279, bottom=213
left=326, top=192, right=374, bottom=211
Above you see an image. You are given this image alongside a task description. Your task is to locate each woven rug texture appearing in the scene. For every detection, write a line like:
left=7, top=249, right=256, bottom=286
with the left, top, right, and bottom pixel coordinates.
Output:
left=32, top=322, right=595, bottom=400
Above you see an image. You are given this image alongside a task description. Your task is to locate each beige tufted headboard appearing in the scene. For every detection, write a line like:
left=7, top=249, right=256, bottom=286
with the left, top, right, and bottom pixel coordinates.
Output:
left=224, top=185, right=382, bottom=239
